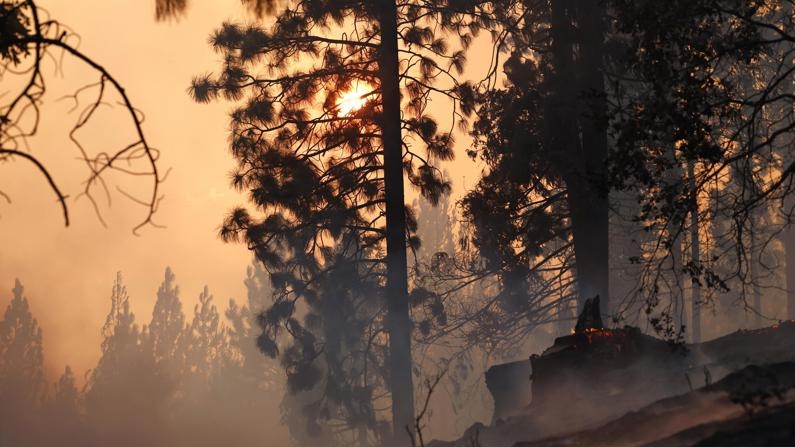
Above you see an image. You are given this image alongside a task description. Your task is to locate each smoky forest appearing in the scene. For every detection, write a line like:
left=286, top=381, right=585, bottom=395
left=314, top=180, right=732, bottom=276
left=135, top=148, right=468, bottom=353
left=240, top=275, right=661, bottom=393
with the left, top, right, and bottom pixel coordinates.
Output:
left=2, top=1, right=795, bottom=446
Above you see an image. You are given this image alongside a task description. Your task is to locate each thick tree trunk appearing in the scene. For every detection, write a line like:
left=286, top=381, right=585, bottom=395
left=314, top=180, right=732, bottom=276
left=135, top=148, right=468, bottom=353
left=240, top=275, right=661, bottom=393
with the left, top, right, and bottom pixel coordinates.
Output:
left=547, top=0, right=610, bottom=316
left=548, top=1, right=584, bottom=312
left=379, top=1, right=416, bottom=443
left=569, top=0, right=610, bottom=315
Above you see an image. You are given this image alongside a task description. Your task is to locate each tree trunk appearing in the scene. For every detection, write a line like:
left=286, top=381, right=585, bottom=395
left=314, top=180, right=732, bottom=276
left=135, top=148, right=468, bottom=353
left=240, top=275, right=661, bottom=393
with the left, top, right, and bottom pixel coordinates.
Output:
left=545, top=0, right=608, bottom=313
left=608, top=190, right=642, bottom=314
left=786, top=199, right=795, bottom=320
left=739, top=157, right=762, bottom=328
left=665, top=143, right=686, bottom=335
left=670, top=229, right=684, bottom=333
left=570, top=0, right=610, bottom=316
left=783, top=1, right=795, bottom=321
left=749, top=212, right=762, bottom=327
left=379, top=1, right=416, bottom=443
left=688, top=161, right=701, bottom=343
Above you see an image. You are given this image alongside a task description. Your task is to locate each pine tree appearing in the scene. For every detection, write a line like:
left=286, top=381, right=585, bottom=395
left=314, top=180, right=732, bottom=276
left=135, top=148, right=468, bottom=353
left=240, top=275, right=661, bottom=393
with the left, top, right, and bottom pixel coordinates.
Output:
left=465, top=0, right=795, bottom=335
left=209, top=260, right=283, bottom=446
left=172, top=285, right=237, bottom=447
left=148, top=267, right=186, bottom=367
left=42, top=366, right=84, bottom=443
left=0, top=279, right=46, bottom=406
left=0, top=279, right=46, bottom=445
left=53, top=366, right=79, bottom=410
left=184, top=1, right=491, bottom=441
left=184, top=286, right=224, bottom=382
left=226, top=259, right=273, bottom=373
left=85, top=273, right=170, bottom=446
left=782, top=0, right=795, bottom=321
left=224, top=259, right=280, bottom=397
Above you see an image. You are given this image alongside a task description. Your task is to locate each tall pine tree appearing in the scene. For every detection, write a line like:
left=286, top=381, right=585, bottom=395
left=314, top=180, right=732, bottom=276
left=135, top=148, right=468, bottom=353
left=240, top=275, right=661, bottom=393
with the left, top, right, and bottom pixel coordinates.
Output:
left=180, top=1, right=491, bottom=441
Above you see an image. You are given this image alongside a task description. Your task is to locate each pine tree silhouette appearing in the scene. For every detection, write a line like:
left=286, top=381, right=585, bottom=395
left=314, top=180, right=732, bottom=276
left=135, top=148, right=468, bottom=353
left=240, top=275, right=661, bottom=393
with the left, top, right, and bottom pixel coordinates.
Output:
left=186, top=2, right=491, bottom=440
left=148, top=267, right=186, bottom=367
left=85, top=273, right=171, bottom=447
left=0, top=279, right=46, bottom=445
left=42, top=366, right=84, bottom=443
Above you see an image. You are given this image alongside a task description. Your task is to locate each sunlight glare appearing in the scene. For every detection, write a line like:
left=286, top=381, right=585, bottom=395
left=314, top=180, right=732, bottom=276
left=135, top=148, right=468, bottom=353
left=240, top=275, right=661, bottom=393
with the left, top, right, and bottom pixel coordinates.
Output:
left=337, top=83, right=369, bottom=117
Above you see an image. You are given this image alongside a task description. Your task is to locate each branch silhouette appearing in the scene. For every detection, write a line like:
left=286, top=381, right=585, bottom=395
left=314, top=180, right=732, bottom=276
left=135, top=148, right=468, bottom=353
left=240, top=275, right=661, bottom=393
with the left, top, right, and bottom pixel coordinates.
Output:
left=0, top=0, right=162, bottom=232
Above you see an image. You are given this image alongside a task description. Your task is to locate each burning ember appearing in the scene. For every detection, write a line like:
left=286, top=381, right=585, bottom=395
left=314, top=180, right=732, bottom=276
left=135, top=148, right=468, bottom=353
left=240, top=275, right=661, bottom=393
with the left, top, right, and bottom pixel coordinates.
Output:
left=574, top=295, right=605, bottom=333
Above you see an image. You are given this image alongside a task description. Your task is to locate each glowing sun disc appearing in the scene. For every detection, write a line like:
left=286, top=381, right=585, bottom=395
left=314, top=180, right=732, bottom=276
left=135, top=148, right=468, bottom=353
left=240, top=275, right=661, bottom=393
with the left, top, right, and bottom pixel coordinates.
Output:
left=337, top=84, right=368, bottom=116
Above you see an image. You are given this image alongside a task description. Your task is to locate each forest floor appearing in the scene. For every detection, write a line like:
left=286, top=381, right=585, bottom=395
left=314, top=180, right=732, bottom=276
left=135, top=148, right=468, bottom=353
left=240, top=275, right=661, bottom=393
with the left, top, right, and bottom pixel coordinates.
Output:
left=514, top=362, right=795, bottom=447
left=431, top=322, right=795, bottom=447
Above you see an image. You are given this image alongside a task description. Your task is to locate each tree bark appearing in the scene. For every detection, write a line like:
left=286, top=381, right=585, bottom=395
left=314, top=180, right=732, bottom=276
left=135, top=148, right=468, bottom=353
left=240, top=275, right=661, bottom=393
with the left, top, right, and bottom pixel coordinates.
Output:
left=379, top=1, right=416, bottom=443
left=565, top=0, right=610, bottom=315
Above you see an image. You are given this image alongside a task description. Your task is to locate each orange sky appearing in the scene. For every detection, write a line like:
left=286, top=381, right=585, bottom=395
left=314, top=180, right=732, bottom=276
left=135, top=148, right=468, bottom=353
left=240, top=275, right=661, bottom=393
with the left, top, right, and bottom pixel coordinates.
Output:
left=0, top=0, right=489, bottom=382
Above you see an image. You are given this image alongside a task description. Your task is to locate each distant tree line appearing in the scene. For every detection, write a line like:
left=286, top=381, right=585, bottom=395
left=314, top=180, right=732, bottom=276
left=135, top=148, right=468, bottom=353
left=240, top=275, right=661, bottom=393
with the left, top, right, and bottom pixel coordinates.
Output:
left=0, top=265, right=288, bottom=447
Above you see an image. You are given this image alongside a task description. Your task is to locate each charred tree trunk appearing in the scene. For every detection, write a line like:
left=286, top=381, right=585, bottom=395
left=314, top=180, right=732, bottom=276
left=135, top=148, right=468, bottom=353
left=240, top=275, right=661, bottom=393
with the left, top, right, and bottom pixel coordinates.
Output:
left=548, top=0, right=610, bottom=316
left=573, top=0, right=610, bottom=317
left=547, top=0, right=580, bottom=302
left=379, top=1, right=415, bottom=442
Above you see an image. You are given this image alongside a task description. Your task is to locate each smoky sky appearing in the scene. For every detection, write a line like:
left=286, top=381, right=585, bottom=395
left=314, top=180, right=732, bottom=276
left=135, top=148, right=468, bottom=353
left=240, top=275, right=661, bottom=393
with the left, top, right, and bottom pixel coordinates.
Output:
left=1, top=0, right=261, bottom=379
left=0, top=0, right=488, bottom=381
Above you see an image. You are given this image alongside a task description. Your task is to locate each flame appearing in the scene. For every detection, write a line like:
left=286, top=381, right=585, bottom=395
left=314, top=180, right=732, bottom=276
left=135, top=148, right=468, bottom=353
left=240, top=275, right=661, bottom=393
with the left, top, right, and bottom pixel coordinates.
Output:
left=582, top=328, right=615, bottom=345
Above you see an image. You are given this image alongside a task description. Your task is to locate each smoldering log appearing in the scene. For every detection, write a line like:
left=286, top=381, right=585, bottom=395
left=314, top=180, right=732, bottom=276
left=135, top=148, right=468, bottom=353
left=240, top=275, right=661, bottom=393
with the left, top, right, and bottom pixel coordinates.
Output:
left=472, top=299, right=795, bottom=447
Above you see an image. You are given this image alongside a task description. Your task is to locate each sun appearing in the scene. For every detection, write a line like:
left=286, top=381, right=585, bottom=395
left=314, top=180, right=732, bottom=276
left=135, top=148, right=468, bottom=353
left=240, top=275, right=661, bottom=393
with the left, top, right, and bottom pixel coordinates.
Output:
left=337, top=83, right=370, bottom=117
